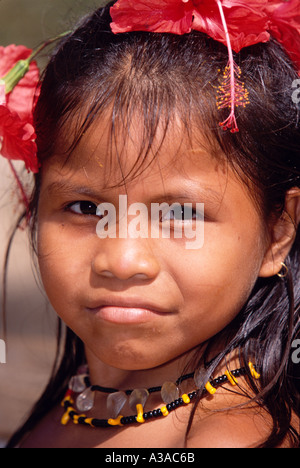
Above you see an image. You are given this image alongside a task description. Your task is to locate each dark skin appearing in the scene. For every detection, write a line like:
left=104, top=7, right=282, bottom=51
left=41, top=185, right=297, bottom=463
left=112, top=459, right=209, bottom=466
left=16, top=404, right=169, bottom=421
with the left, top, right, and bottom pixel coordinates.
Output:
left=21, top=116, right=300, bottom=448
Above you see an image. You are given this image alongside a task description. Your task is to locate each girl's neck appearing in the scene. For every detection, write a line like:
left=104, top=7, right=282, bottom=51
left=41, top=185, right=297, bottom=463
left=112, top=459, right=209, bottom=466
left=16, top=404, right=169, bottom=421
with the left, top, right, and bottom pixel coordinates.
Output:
left=85, top=346, right=199, bottom=392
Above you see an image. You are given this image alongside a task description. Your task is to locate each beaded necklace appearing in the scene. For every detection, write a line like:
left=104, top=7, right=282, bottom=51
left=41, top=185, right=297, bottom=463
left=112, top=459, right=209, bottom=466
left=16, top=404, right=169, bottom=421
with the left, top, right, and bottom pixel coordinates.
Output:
left=61, top=362, right=260, bottom=429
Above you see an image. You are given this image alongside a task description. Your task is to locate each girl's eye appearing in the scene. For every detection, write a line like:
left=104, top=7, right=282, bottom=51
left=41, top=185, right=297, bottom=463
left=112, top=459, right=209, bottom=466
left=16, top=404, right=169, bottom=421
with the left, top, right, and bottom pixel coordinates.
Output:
left=161, top=205, right=203, bottom=224
left=67, top=201, right=98, bottom=216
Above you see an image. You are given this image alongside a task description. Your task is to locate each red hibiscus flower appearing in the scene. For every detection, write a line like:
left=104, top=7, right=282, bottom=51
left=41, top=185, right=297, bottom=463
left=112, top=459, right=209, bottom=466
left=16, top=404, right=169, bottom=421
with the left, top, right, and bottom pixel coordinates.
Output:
left=110, top=0, right=270, bottom=52
left=110, top=0, right=300, bottom=133
left=111, top=0, right=270, bottom=133
left=0, top=45, right=40, bottom=173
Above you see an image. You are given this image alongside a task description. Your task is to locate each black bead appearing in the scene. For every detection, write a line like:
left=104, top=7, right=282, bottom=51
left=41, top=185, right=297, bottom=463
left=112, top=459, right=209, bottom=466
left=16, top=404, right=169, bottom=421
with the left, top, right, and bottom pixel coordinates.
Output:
left=93, top=419, right=108, bottom=427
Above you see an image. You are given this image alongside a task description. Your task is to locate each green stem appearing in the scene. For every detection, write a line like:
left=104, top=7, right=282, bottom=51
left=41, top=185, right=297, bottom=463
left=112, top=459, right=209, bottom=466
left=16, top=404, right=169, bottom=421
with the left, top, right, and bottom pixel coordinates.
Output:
left=1, top=30, right=72, bottom=95
left=28, top=30, right=72, bottom=62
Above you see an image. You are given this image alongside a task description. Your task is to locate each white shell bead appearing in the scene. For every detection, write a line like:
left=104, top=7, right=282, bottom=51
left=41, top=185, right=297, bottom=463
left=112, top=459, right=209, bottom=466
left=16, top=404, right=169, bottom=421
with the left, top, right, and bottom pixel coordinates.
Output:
left=161, top=382, right=179, bottom=404
left=68, top=375, right=88, bottom=393
left=107, top=391, right=128, bottom=419
left=129, top=389, right=149, bottom=411
left=76, top=387, right=95, bottom=412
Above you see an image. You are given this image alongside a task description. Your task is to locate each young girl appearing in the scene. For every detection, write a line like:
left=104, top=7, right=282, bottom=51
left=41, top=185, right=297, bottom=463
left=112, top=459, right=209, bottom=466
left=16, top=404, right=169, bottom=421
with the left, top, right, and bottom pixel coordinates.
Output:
left=4, top=0, right=300, bottom=448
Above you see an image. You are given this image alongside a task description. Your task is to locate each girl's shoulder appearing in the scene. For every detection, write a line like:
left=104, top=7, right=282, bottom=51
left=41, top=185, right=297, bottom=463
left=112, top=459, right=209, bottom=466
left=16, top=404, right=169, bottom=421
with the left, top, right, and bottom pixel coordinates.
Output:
left=187, top=385, right=299, bottom=448
left=188, top=401, right=270, bottom=448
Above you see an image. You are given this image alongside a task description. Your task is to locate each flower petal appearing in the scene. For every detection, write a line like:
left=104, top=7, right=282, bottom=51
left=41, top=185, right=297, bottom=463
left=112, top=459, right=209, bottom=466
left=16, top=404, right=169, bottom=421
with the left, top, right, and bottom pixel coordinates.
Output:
left=0, top=45, right=40, bottom=122
left=6, top=61, right=40, bottom=122
left=192, top=1, right=270, bottom=52
left=110, top=0, right=194, bottom=35
left=266, top=0, right=300, bottom=73
left=0, top=45, right=32, bottom=77
left=0, top=84, right=5, bottom=106
left=0, top=105, right=39, bottom=173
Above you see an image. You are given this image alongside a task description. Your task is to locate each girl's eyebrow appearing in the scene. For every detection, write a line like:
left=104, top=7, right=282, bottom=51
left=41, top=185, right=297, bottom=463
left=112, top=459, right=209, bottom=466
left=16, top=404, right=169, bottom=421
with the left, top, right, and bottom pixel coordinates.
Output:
left=151, top=186, right=224, bottom=204
left=46, top=180, right=105, bottom=199
left=46, top=179, right=225, bottom=205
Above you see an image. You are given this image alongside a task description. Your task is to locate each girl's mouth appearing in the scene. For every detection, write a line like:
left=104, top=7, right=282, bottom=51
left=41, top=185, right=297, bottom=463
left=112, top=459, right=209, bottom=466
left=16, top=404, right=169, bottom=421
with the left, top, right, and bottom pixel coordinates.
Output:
left=87, top=305, right=167, bottom=324
left=86, top=296, right=173, bottom=324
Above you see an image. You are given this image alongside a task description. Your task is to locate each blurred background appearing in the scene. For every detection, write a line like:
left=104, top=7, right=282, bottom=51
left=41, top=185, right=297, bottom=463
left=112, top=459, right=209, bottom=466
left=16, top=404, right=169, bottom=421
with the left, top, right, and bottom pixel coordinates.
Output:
left=0, top=0, right=107, bottom=447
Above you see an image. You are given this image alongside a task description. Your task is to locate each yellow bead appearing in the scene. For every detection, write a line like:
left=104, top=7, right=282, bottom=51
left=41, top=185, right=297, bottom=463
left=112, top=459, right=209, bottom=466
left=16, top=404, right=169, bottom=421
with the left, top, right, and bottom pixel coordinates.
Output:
left=225, top=370, right=238, bottom=386
left=205, top=382, right=217, bottom=395
left=108, top=415, right=124, bottom=426
left=61, top=413, right=70, bottom=426
left=136, top=404, right=145, bottom=423
left=182, top=394, right=191, bottom=404
left=249, top=362, right=260, bottom=380
left=84, top=418, right=95, bottom=427
left=161, top=406, right=169, bottom=417
left=61, top=407, right=74, bottom=426
left=73, top=414, right=87, bottom=425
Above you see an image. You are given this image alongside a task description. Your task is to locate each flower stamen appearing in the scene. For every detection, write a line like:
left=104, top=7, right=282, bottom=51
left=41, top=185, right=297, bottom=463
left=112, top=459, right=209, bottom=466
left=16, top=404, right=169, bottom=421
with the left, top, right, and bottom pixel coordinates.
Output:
left=216, top=0, right=250, bottom=133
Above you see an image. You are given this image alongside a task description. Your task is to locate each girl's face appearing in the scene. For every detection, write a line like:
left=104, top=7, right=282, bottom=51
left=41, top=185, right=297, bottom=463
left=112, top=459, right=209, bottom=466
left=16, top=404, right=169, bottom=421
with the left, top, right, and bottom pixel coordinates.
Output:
left=37, top=117, right=268, bottom=371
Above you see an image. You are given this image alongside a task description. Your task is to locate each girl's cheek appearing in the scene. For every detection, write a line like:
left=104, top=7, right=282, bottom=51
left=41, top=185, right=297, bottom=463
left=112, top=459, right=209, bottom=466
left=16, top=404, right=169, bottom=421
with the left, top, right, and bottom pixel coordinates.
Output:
left=38, top=222, right=72, bottom=292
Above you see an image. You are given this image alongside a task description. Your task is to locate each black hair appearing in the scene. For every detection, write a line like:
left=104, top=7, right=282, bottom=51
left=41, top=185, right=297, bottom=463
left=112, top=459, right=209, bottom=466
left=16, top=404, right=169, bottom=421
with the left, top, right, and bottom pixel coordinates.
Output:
left=6, top=0, right=300, bottom=448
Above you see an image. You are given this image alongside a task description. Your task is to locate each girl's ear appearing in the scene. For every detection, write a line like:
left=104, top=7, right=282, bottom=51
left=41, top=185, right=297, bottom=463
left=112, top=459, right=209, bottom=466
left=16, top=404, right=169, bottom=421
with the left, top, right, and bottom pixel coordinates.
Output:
left=259, top=188, right=300, bottom=278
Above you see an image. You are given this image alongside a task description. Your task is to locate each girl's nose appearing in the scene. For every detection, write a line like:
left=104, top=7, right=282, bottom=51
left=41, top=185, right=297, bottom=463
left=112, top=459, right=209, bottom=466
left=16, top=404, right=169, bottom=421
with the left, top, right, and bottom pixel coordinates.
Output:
left=91, top=237, right=160, bottom=281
